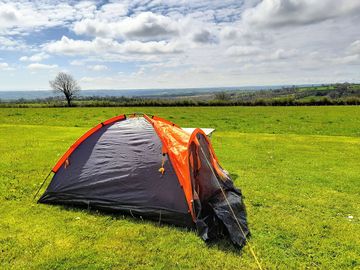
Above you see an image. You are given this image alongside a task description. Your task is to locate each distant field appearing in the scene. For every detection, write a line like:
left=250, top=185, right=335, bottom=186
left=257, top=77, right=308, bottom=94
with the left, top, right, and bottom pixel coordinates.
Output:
left=1, top=83, right=359, bottom=107
left=1, top=106, right=359, bottom=269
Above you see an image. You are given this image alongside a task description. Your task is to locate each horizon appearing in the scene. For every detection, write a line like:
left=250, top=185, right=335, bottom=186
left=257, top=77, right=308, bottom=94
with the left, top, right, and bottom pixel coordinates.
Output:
left=0, top=82, right=333, bottom=92
left=2, top=82, right=358, bottom=101
left=1, top=1, right=360, bottom=91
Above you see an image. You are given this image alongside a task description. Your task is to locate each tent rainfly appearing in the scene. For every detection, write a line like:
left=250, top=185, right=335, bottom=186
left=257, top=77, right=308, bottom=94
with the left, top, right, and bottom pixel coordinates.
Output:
left=37, top=113, right=250, bottom=247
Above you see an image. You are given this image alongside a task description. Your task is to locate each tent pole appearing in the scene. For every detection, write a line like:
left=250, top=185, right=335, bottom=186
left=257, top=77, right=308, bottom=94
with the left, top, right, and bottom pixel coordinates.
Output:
left=33, top=170, right=52, bottom=200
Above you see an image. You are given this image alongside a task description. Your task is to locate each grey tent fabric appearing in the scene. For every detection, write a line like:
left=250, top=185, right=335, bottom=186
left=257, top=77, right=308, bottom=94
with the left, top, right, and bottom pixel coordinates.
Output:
left=39, top=117, right=192, bottom=227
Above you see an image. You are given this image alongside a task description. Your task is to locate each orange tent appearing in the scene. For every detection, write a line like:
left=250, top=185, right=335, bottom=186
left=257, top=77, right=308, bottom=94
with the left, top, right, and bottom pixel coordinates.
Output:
left=38, top=113, right=249, bottom=247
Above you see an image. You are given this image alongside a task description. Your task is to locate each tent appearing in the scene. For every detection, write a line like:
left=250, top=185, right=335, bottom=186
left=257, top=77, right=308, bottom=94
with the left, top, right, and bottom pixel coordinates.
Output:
left=38, top=113, right=250, bottom=247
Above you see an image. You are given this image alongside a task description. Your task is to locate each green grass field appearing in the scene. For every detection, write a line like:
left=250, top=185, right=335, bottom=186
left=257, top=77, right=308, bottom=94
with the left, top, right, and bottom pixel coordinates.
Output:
left=1, top=106, right=359, bottom=269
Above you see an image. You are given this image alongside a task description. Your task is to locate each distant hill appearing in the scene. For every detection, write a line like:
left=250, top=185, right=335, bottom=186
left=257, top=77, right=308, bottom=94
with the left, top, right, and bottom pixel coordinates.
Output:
left=228, top=83, right=360, bottom=105
left=0, top=84, right=319, bottom=101
left=1, top=83, right=359, bottom=106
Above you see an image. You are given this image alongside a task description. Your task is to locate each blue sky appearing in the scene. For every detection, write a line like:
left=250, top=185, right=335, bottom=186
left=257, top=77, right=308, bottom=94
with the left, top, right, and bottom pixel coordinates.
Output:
left=0, top=0, right=360, bottom=90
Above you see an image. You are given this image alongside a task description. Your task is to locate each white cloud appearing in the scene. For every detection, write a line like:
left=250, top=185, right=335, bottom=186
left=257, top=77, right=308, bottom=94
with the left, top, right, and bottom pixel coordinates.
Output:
left=333, top=54, right=360, bottom=65
left=243, top=0, right=360, bottom=27
left=43, top=36, right=182, bottom=56
left=79, top=75, right=128, bottom=87
left=220, top=25, right=266, bottom=45
left=0, top=1, right=103, bottom=35
left=349, top=40, right=360, bottom=54
left=226, top=45, right=262, bottom=56
left=266, top=48, right=298, bottom=60
left=0, top=36, right=15, bottom=46
left=329, top=40, right=360, bottom=65
left=94, top=2, right=128, bottom=21
left=27, top=63, right=58, bottom=70
left=72, top=19, right=109, bottom=38
left=70, top=59, right=84, bottom=66
left=73, top=11, right=179, bottom=41
left=123, top=40, right=182, bottom=54
left=73, top=1, right=97, bottom=20
left=0, top=3, right=20, bottom=29
left=192, top=29, right=217, bottom=44
left=121, top=12, right=179, bottom=40
left=87, top=64, right=108, bottom=71
left=0, top=36, right=28, bottom=50
left=0, top=2, right=69, bottom=34
left=0, top=62, right=14, bottom=71
left=44, top=36, right=95, bottom=55
left=223, top=45, right=297, bottom=65
left=220, top=26, right=238, bottom=41
left=19, top=52, right=49, bottom=62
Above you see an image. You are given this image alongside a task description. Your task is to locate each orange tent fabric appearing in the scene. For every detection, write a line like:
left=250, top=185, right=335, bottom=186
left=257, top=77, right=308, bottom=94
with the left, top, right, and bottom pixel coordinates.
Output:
left=144, top=115, right=195, bottom=219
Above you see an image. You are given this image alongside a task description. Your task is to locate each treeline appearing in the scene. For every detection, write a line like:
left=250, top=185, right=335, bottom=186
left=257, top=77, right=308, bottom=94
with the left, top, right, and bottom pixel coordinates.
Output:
left=232, top=83, right=360, bottom=102
left=1, top=96, right=359, bottom=108
left=1, top=83, right=359, bottom=107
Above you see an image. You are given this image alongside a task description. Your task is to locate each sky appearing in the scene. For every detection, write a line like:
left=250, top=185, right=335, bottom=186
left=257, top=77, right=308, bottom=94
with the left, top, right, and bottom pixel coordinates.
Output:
left=0, top=0, right=360, bottom=91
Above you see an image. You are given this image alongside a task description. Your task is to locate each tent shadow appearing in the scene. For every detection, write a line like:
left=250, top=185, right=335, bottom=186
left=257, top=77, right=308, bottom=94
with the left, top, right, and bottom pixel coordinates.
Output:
left=206, top=238, right=244, bottom=255
left=56, top=204, right=191, bottom=230
left=53, top=204, right=243, bottom=254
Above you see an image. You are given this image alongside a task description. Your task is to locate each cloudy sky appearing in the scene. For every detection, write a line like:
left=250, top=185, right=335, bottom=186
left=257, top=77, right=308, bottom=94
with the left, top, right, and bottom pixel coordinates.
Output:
left=0, top=0, right=360, bottom=91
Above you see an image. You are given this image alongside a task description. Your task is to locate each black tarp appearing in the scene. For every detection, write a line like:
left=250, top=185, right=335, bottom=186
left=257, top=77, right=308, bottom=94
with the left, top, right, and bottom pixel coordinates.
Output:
left=191, top=133, right=250, bottom=248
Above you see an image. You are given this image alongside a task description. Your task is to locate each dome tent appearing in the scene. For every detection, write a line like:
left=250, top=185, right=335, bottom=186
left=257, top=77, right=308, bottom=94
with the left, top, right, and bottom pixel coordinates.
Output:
left=38, top=113, right=250, bottom=247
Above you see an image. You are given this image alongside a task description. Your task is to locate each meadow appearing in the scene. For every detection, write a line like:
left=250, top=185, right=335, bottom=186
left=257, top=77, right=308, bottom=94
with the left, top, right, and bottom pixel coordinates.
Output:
left=0, top=106, right=359, bottom=269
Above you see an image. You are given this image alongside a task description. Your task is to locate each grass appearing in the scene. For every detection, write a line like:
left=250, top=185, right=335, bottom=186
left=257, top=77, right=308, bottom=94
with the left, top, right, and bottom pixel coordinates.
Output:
left=0, top=106, right=359, bottom=269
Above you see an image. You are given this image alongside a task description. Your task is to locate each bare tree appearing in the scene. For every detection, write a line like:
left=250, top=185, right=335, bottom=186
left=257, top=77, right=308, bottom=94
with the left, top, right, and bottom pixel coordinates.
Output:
left=49, top=72, right=80, bottom=107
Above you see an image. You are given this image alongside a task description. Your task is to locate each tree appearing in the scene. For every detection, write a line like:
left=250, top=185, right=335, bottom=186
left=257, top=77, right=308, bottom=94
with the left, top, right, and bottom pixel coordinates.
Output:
left=49, top=72, right=80, bottom=107
left=335, top=82, right=349, bottom=93
left=214, top=91, right=231, bottom=101
left=329, top=82, right=350, bottom=99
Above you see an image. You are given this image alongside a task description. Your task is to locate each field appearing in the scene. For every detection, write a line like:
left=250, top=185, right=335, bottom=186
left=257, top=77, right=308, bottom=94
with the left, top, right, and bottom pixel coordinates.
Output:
left=0, top=106, right=359, bottom=269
